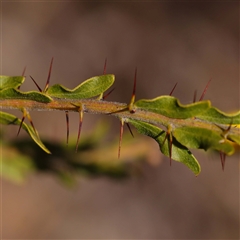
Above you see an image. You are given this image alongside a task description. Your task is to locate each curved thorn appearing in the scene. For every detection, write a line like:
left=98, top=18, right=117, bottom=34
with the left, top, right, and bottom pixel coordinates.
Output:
left=126, top=123, right=134, bottom=138
left=118, top=119, right=124, bottom=158
left=30, top=75, right=42, bottom=92
left=199, top=78, right=212, bottom=101
left=75, top=109, right=83, bottom=152
left=103, top=58, right=107, bottom=75
left=44, top=57, right=54, bottom=92
left=169, top=82, right=178, bottom=96
left=65, top=111, right=69, bottom=145
left=103, top=88, right=115, bottom=100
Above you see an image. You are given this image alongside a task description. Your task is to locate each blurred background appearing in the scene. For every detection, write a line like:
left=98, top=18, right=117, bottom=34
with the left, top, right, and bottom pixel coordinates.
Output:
left=1, top=1, right=239, bottom=239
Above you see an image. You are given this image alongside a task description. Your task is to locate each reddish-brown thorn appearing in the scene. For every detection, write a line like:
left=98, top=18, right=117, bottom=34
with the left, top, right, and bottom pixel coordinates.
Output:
left=128, top=68, right=137, bottom=113
left=118, top=119, right=124, bottom=158
left=169, top=138, right=172, bottom=166
left=28, top=116, right=37, bottom=136
left=199, top=78, right=212, bottom=101
left=65, top=111, right=69, bottom=145
left=220, top=152, right=226, bottom=171
left=44, top=57, right=54, bottom=92
left=75, top=110, right=83, bottom=152
left=18, top=66, right=27, bottom=90
left=21, top=66, right=27, bottom=77
left=169, top=82, right=178, bottom=96
left=30, top=75, right=42, bottom=92
left=16, top=116, right=25, bottom=136
left=193, top=90, right=197, bottom=103
left=103, top=58, right=107, bottom=75
left=126, top=123, right=134, bottom=138
left=103, top=88, right=115, bottom=100
left=132, top=68, right=137, bottom=100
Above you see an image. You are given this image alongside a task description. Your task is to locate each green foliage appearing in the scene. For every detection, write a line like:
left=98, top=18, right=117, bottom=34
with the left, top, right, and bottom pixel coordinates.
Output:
left=0, top=74, right=239, bottom=177
left=46, top=74, right=114, bottom=99
left=128, top=119, right=201, bottom=175
left=135, top=96, right=210, bottom=119
left=0, top=88, right=52, bottom=102
left=0, top=76, right=24, bottom=89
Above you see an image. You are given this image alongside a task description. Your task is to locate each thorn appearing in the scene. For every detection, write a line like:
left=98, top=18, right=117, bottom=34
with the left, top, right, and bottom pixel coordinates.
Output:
left=169, top=134, right=173, bottom=166
left=21, top=66, right=27, bottom=77
left=169, top=82, right=178, bottom=96
left=26, top=112, right=37, bottom=136
left=128, top=68, right=137, bottom=113
left=18, top=66, right=27, bottom=90
left=65, top=111, right=69, bottom=145
left=220, top=152, right=226, bottom=171
left=75, top=107, right=83, bottom=152
left=16, top=116, right=25, bottom=136
left=17, top=109, right=37, bottom=136
left=132, top=68, right=137, bottom=102
left=199, top=78, right=212, bottom=101
left=103, top=58, right=107, bottom=75
left=193, top=90, right=197, bottom=103
left=126, top=123, right=134, bottom=138
left=103, top=88, right=115, bottom=100
left=44, top=57, right=54, bottom=92
left=30, top=75, right=42, bottom=92
left=118, top=119, right=124, bottom=158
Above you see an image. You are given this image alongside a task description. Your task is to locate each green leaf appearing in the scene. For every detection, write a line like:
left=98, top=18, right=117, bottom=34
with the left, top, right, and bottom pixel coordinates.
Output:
left=197, top=107, right=240, bottom=124
left=135, top=96, right=210, bottom=119
left=128, top=119, right=201, bottom=175
left=0, top=76, right=25, bottom=90
left=46, top=74, right=115, bottom=99
left=173, top=127, right=235, bottom=155
left=0, top=111, right=51, bottom=153
left=0, top=88, right=52, bottom=103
